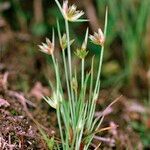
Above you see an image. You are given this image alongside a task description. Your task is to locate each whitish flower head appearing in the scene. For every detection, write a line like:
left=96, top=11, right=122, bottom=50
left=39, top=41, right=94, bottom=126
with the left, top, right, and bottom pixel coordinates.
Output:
left=39, top=38, right=54, bottom=55
left=89, top=28, right=105, bottom=46
left=62, top=0, right=84, bottom=22
left=44, top=96, right=58, bottom=109
left=43, top=92, right=63, bottom=109
left=38, top=30, right=55, bottom=55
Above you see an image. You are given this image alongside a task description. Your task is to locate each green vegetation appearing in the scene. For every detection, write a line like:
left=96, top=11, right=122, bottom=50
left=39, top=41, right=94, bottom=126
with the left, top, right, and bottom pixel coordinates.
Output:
left=1, top=0, right=150, bottom=149
left=38, top=0, right=108, bottom=148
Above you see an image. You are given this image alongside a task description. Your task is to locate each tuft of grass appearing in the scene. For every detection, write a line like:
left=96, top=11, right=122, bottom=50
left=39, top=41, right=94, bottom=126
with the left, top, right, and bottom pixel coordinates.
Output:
left=38, top=0, right=108, bottom=149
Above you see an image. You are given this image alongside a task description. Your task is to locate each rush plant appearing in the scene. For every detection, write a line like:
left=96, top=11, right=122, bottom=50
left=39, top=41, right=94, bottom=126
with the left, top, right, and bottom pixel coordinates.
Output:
left=38, top=0, right=108, bottom=149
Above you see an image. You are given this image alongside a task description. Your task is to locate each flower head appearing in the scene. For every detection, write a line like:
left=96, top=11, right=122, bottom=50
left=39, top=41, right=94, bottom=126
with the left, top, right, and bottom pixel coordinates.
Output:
left=71, top=77, right=78, bottom=91
left=38, top=30, right=55, bottom=55
left=63, top=1, right=84, bottom=21
left=55, top=0, right=84, bottom=22
left=44, top=96, right=58, bottom=109
left=60, top=33, right=74, bottom=50
left=74, top=48, right=88, bottom=59
left=89, top=28, right=105, bottom=46
left=75, top=28, right=89, bottom=59
left=43, top=91, right=63, bottom=109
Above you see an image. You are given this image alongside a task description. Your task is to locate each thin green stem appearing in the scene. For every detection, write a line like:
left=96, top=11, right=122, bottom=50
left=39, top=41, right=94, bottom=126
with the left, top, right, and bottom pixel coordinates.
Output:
left=60, top=105, right=70, bottom=149
left=62, top=51, right=75, bottom=134
left=93, top=7, right=108, bottom=98
left=57, top=20, right=70, bottom=97
left=62, top=51, right=73, bottom=115
left=65, top=19, right=72, bottom=80
left=57, top=107, right=65, bottom=149
left=51, top=54, right=59, bottom=91
left=93, top=46, right=104, bottom=98
left=87, top=8, right=108, bottom=131
left=81, top=59, right=85, bottom=88
left=88, top=81, right=100, bottom=130
left=74, top=69, right=78, bottom=102
left=89, top=56, right=95, bottom=101
left=56, top=20, right=74, bottom=130
left=65, top=19, right=75, bottom=131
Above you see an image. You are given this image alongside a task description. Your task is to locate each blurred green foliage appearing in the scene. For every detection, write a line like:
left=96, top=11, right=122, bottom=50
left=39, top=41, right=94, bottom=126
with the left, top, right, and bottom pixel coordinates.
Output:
left=96, top=0, right=150, bottom=89
left=131, top=119, right=150, bottom=147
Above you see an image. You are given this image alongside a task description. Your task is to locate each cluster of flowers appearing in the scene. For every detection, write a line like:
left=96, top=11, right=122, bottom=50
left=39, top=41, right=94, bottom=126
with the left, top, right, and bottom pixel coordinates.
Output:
left=39, top=0, right=105, bottom=58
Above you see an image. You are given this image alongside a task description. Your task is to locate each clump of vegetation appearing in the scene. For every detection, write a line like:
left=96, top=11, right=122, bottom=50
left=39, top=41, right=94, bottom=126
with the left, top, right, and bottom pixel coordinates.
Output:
left=38, top=0, right=108, bottom=149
